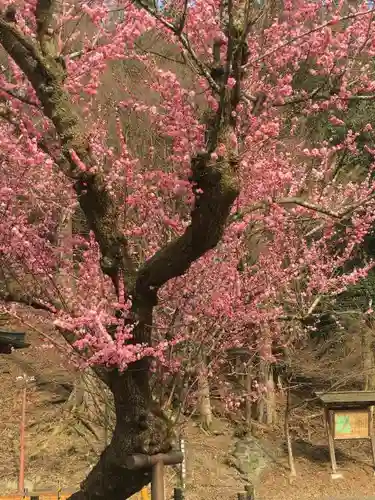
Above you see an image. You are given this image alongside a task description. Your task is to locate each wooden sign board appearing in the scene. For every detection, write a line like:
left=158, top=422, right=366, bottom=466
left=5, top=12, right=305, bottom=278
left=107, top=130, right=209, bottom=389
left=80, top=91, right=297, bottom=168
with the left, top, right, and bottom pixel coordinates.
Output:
left=334, top=409, right=370, bottom=440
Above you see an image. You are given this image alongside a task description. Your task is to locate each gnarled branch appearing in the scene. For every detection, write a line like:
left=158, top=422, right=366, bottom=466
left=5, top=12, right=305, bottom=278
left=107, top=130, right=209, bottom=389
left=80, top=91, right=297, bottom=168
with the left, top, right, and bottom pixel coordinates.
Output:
left=135, top=152, right=239, bottom=299
left=0, top=11, right=137, bottom=295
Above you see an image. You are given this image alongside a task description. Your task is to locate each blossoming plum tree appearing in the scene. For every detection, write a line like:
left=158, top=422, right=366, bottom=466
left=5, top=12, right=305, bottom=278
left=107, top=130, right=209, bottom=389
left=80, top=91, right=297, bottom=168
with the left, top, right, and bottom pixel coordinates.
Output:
left=1, top=0, right=375, bottom=498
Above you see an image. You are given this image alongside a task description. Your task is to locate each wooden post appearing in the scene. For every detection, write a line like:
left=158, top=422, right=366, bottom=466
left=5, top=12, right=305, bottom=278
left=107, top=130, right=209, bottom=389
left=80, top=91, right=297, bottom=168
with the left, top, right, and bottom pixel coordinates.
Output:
left=245, top=363, right=252, bottom=431
left=369, top=406, right=375, bottom=475
left=18, top=384, right=27, bottom=493
left=245, top=484, right=255, bottom=499
left=125, top=452, right=183, bottom=469
left=141, top=487, right=149, bottom=500
left=151, top=461, right=164, bottom=500
left=125, top=451, right=183, bottom=500
left=324, top=408, right=339, bottom=477
left=285, top=385, right=296, bottom=477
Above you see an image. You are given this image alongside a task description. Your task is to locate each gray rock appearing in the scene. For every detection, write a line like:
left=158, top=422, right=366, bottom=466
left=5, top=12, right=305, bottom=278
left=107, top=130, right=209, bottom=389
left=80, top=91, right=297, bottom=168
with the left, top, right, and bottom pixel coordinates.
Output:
left=228, top=436, right=270, bottom=482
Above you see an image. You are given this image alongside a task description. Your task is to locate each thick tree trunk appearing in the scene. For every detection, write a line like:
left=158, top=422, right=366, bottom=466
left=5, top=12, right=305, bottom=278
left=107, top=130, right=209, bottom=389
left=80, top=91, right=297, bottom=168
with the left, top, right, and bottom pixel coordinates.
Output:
left=68, top=297, right=172, bottom=500
left=244, top=362, right=252, bottom=431
left=266, top=365, right=276, bottom=426
left=69, top=367, right=171, bottom=500
left=255, top=359, right=276, bottom=425
left=0, top=5, right=243, bottom=499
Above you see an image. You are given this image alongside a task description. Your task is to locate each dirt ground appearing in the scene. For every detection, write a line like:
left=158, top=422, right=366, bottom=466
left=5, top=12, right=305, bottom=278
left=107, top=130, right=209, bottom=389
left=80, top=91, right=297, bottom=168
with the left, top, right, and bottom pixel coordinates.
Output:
left=258, top=440, right=375, bottom=500
left=2, top=316, right=375, bottom=499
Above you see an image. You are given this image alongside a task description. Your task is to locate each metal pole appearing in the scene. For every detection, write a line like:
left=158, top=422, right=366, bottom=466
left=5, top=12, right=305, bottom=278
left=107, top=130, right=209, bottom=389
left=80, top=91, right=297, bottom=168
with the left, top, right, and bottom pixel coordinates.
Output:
left=104, top=395, right=109, bottom=447
left=151, top=461, right=164, bottom=500
left=180, top=438, right=186, bottom=490
left=18, top=383, right=27, bottom=493
left=174, top=487, right=183, bottom=500
left=245, top=484, right=255, bottom=499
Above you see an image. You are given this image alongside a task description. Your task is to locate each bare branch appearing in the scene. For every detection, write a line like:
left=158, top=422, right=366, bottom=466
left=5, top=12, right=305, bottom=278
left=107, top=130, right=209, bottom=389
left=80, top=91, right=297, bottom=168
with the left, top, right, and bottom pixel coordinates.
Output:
left=135, top=0, right=220, bottom=93
left=176, top=0, right=189, bottom=35
left=35, top=0, right=56, bottom=55
left=277, top=89, right=375, bottom=108
left=0, top=290, right=58, bottom=313
left=0, top=86, right=40, bottom=107
left=134, top=41, right=186, bottom=65
left=247, top=7, right=375, bottom=68
left=233, top=192, right=375, bottom=227
left=277, top=197, right=341, bottom=219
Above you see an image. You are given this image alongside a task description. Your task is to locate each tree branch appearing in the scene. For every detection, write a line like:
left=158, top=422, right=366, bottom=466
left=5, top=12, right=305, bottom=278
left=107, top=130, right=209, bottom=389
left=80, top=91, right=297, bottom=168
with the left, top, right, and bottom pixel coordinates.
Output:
left=0, top=85, right=40, bottom=107
left=135, top=0, right=220, bottom=93
left=277, top=197, right=341, bottom=219
left=35, top=0, right=60, bottom=59
left=0, top=290, right=58, bottom=313
left=135, top=152, right=239, bottom=300
left=0, top=14, right=137, bottom=295
left=246, top=7, right=375, bottom=68
left=176, top=0, right=189, bottom=35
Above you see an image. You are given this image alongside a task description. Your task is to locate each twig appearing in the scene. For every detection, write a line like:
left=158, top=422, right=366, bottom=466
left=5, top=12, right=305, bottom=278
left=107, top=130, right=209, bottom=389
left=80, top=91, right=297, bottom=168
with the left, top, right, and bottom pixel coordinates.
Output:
left=246, top=7, right=375, bottom=67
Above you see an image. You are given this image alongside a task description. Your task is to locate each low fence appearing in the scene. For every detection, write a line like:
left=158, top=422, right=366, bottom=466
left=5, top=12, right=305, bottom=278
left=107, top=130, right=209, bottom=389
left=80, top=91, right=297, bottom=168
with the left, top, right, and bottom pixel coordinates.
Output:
left=0, top=494, right=72, bottom=500
left=0, top=487, right=181, bottom=500
left=0, top=484, right=254, bottom=500
left=0, top=437, right=255, bottom=500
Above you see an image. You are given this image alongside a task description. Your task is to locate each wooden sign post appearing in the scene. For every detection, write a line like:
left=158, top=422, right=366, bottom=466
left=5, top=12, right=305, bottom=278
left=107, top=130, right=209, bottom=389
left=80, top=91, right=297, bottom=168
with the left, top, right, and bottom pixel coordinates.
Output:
left=125, top=451, right=183, bottom=500
left=317, top=391, right=375, bottom=478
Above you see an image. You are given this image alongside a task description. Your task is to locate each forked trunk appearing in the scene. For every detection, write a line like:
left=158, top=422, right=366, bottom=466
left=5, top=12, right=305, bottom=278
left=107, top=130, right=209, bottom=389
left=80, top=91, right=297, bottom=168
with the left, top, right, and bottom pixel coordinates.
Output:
left=69, top=369, right=170, bottom=499
left=68, top=300, right=173, bottom=500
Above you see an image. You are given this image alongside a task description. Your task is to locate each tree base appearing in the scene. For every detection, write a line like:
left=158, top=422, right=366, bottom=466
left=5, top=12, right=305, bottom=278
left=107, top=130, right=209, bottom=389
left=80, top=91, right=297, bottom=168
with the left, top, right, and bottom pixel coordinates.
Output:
left=67, top=404, right=173, bottom=500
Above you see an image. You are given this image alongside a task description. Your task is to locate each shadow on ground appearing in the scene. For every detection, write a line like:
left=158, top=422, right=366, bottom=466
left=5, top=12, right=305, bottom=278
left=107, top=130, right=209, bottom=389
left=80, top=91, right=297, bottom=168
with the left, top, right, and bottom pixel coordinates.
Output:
left=283, top=439, right=374, bottom=471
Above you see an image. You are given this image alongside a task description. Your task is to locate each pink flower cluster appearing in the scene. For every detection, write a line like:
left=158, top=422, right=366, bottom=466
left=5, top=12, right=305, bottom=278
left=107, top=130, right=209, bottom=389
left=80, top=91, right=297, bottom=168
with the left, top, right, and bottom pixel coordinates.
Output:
left=1, top=0, right=375, bottom=373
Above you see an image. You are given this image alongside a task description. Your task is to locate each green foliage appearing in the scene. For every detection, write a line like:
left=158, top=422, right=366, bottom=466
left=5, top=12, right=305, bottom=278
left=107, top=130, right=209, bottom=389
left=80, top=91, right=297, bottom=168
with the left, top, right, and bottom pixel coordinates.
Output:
left=337, top=270, right=375, bottom=313
left=290, top=58, right=375, bottom=175
left=291, top=60, right=375, bottom=333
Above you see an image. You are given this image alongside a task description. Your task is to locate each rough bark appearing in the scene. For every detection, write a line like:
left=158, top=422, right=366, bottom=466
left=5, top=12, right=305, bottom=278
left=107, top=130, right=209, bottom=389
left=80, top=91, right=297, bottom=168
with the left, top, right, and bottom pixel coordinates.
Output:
left=255, top=358, right=276, bottom=425
left=69, top=364, right=173, bottom=500
left=266, top=365, right=276, bottom=426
